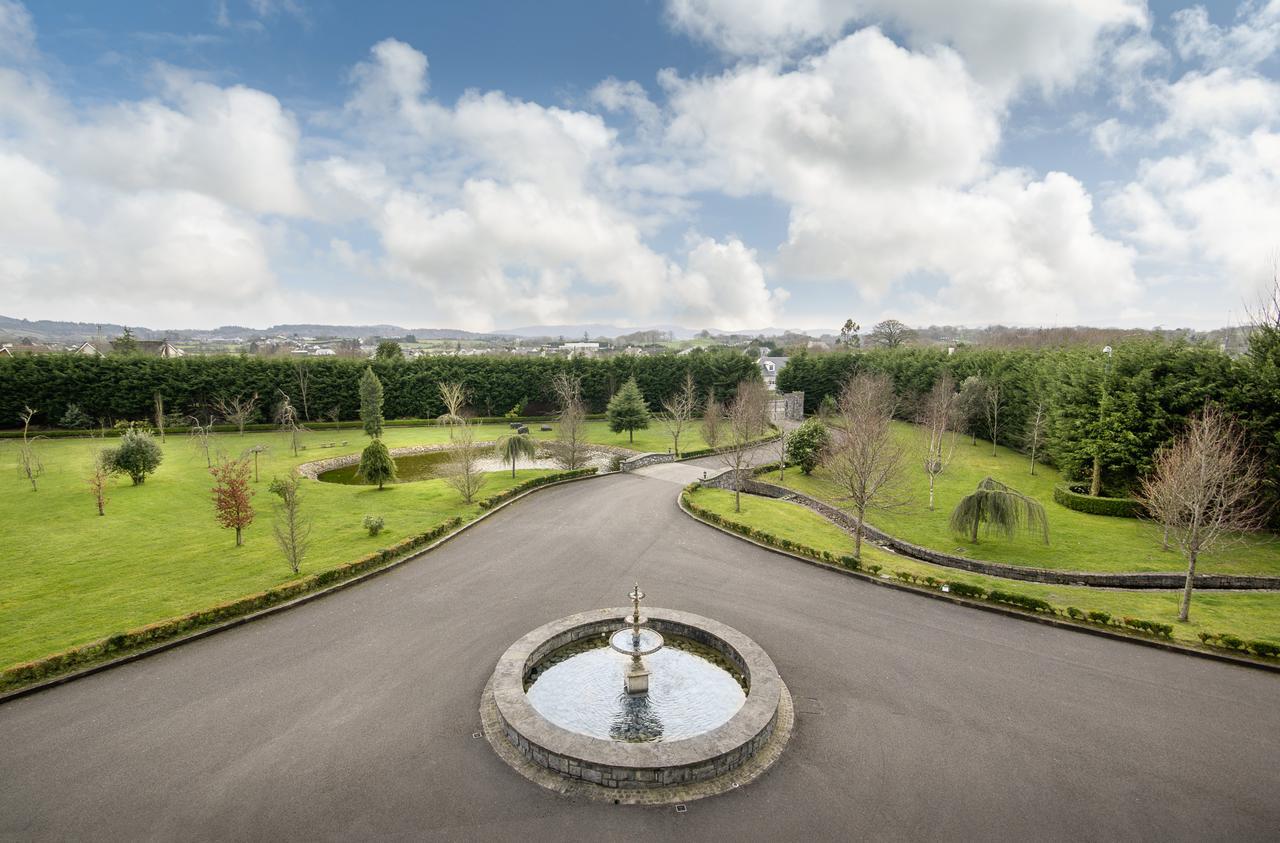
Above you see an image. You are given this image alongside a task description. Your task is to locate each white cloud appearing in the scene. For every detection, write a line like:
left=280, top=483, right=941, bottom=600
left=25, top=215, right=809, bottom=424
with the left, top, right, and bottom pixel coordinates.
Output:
left=665, top=0, right=1147, bottom=94
left=1172, top=1, right=1280, bottom=68
left=590, top=78, right=662, bottom=135
left=679, top=237, right=787, bottom=328
left=0, top=0, right=34, bottom=63
left=1155, top=68, right=1280, bottom=139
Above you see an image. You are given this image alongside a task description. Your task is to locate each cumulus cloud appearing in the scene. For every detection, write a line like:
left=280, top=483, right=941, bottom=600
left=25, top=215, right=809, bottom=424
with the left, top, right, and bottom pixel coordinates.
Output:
left=0, top=0, right=34, bottom=63
left=1172, top=1, right=1280, bottom=68
left=665, top=0, right=1147, bottom=94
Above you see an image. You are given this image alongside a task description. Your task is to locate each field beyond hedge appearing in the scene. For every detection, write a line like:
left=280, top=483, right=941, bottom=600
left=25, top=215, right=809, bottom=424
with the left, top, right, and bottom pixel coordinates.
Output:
left=687, top=487, right=1280, bottom=647
left=0, top=420, right=706, bottom=669
left=777, top=422, right=1280, bottom=576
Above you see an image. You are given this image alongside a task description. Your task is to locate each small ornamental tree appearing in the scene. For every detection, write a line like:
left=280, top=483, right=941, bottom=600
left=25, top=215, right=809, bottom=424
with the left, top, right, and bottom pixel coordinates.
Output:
left=104, top=428, right=163, bottom=485
left=949, top=477, right=1049, bottom=545
left=359, top=367, right=385, bottom=439
left=269, top=475, right=311, bottom=574
left=87, top=450, right=110, bottom=515
left=607, top=377, right=650, bottom=443
left=17, top=405, right=44, bottom=491
left=375, top=340, right=403, bottom=361
left=786, top=418, right=829, bottom=474
left=357, top=438, right=398, bottom=490
left=660, top=373, right=698, bottom=457
left=495, top=433, right=538, bottom=478
left=211, top=455, right=255, bottom=546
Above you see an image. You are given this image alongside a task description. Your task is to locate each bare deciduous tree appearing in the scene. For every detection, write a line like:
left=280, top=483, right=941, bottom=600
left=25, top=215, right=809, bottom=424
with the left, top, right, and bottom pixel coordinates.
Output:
left=154, top=391, right=166, bottom=442
left=87, top=448, right=109, bottom=515
left=660, top=373, right=698, bottom=457
left=1025, top=398, right=1049, bottom=476
left=437, top=381, right=468, bottom=430
left=549, top=373, right=589, bottom=470
left=17, top=405, right=44, bottom=491
left=821, top=373, right=906, bottom=559
left=187, top=415, right=215, bottom=467
left=1139, top=407, right=1268, bottom=621
left=919, top=373, right=959, bottom=511
left=293, top=359, right=311, bottom=421
left=275, top=393, right=304, bottom=457
left=441, top=421, right=486, bottom=503
left=213, top=392, right=259, bottom=436
left=719, top=380, right=770, bottom=512
left=984, top=380, right=1004, bottom=456
left=701, top=390, right=723, bottom=452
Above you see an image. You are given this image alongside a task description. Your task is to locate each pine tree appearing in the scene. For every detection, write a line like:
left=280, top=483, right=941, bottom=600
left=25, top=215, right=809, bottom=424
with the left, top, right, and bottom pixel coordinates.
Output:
left=606, top=377, right=650, bottom=443
left=359, top=366, right=384, bottom=439
left=357, top=438, right=397, bottom=490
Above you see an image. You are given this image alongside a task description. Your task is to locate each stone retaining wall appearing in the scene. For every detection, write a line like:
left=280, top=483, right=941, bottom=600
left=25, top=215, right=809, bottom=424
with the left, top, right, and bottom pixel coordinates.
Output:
left=703, top=470, right=1280, bottom=590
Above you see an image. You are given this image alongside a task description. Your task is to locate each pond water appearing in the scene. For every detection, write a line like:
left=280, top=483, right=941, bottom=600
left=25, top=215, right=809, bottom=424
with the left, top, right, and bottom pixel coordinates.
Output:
left=524, top=635, right=747, bottom=743
left=317, top=447, right=615, bottom=485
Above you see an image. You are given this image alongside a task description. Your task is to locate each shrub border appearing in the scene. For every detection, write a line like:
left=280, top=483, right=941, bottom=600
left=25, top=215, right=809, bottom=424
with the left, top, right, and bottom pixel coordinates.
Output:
left=678, top=486, right=1280, bottom=674
left=0, top=467, right=602, bottom=702
left=1053, top=484, right=1145, bottom=518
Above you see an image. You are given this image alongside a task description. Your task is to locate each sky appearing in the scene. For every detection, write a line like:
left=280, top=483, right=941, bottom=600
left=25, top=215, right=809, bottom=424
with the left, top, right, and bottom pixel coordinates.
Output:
left=1, top=0, right=1278, bottom=333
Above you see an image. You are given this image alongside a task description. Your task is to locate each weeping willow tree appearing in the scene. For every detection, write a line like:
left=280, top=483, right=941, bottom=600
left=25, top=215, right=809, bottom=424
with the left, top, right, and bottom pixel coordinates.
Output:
left=494, top=433, right=538, bottom=478
left=949, top=477, right=1049, bottom=544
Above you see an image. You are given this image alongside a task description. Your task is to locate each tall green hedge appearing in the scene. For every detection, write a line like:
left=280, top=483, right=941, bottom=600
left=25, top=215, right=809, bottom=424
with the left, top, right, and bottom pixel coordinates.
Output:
left=0, top=350, right=759, bottom=429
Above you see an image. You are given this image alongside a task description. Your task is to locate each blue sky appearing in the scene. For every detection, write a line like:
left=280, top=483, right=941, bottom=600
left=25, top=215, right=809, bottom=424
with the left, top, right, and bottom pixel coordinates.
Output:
left=2, top=0, right=1278, bottom=331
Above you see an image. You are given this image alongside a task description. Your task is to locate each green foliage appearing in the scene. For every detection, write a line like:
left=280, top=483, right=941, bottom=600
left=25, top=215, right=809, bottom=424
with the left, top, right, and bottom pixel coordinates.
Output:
left=363, top=515, right=385, bottom=536
left=359, top=367, right=384, bottom=439
left=786, top=418, right=829, bottom=474
left=504, top=399, right=526, bottom=419
left=375, top=341, right=403, bottom=361
left=947, top=582, right=987, bottom=599
left=1066, top=606, right=1085, bottom=619
left=988, top=590, right=1054, bottom=613
left=1248, top=640, right=1280, bottom=658
left=494, top=433, right=539, bottom=476
left=1121, top=617, right=1174, bottom=638
left=356, top=439, right=397, bottom=489
left=1052, top=485, right=1145, bottom=517
left=101, top=428, right=162, bottom=485
left=949, top=477, right=1049, bottom=544
left=111, top=327, right=138, bottom=355
left=605, top=377, right=651, bottom=443
left=0, top=349, right=760, bottom=428
left=1087, top=610, right=1112, bottom=624
left=59, top=403, right=93, bottom=429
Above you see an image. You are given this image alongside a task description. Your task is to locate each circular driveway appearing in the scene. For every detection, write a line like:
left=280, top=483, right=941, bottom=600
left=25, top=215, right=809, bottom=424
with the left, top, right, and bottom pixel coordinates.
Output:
left=2, top=464, right=1278, bottom=841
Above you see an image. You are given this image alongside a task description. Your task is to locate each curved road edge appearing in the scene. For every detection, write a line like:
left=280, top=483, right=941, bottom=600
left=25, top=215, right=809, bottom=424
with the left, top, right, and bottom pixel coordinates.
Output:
left=675, top=489, right=1280, bottom=675
left=0, top=470, right=611, bottom=706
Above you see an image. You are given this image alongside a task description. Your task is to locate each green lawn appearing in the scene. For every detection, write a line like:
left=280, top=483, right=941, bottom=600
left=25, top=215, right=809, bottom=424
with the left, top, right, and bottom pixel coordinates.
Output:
left=1, top=419, right=686, bottom=669
left=688, top=487, right=1280, bottom=646
left=772, top=422, right=1280, bottom=575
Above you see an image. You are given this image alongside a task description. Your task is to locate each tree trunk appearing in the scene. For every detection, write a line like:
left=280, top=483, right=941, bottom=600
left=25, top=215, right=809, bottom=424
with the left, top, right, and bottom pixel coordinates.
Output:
left=1090, top=455, right=1102, bottom=497
left=511, top=462, right=516, bottom=478
left=970, top=517, right=979, bottom=543
left=854, top=505, right=865, bottom=559
left=1179, top=549, right=1197, bottom=622
left=629, top=429, right=633, bottom=443
left=734, top=484, right=741, bottom=513
left=235, top=526, right=243, bottom=547
left=928, top=475, right=935, bottom=511
left=1161, top=525, right=1169, bottom=551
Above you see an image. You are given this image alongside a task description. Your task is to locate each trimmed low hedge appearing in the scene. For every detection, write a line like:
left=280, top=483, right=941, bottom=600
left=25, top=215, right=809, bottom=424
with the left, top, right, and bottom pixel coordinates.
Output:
left=1053, top=485, right=1145, bottom=518
left=0, top=468, right=601, bottom=693
left=682, top=487, right=1278, bottom=660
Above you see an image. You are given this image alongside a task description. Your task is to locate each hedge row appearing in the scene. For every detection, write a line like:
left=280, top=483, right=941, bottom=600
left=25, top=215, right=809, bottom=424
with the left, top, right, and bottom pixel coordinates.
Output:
left=1052, top=485, right=1145, bottom=518
left=0, top=414, right=607, bottom=440
left=1197, top=631, right=1280, bottom=658
left=477, top=468, right=597, bottom=509
left=682, top=487, right=1278, bottom=660
left=0, top=468, right=600, bottom=694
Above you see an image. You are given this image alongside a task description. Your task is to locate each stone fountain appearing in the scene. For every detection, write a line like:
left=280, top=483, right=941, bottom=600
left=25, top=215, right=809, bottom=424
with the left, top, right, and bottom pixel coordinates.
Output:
left=481, top=583, right=794, bottom=802
left=608, top=583, right=664, bottom=695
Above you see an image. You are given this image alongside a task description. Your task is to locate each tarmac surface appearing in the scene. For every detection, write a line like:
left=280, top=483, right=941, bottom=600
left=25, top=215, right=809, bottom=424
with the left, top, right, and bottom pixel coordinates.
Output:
left=2, top=454, right=1278, bottom=841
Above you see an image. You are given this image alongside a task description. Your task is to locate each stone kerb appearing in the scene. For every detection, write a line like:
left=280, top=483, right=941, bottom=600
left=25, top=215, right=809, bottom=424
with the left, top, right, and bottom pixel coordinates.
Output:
left=295, top=442, right=471, bottom=480
left=620, top=452, right=677, bottom=472
left=490, top=607, right=782, bottom=789
left=704, top=470, right=1280, bottom=591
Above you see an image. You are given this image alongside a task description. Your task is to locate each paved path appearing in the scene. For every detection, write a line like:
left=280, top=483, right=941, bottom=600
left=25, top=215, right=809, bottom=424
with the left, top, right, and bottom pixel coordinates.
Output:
left=2, top=464, right=1278, bottom=842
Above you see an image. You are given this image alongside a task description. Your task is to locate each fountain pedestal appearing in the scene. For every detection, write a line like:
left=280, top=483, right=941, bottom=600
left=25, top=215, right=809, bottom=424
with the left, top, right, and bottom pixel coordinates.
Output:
left=625, top=661, right=651, bottom=695
left=610, top=584, right=664, bottom=696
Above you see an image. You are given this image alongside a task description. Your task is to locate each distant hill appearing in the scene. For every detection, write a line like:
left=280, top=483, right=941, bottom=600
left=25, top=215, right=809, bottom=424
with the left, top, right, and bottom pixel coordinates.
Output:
left=0, top=315, right=500, bottom=343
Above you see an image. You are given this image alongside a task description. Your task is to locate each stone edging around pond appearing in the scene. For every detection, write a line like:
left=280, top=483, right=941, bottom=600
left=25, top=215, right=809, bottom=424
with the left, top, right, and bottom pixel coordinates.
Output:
left=487, top=607, right=788, bottom=795
left=702, top=470, right=1280, bottom=591
left=0, top=470, right=611, bottom=705
left=295, top=441, right=634, bottom=480
left=676, top=491, right=1280, bottom=675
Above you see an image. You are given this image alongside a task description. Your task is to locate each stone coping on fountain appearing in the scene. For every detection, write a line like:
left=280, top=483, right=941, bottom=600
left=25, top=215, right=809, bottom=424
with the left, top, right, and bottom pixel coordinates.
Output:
left=489, top=607, right=783, bottom=788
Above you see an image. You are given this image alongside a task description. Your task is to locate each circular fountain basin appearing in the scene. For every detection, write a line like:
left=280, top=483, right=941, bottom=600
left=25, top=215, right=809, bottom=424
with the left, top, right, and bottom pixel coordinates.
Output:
left=486, top=607, right=785, bottom=791
left=527, top=634, right=744, bottom=742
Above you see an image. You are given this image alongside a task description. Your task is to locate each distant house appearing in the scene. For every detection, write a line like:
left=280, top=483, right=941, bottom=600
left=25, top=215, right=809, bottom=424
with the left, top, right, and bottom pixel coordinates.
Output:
left=560, top=341, right=601, bottom=358
left=71, top=341, right=104, bottom=357
left=757, top=350, right=788, bottom=391
left=117, top=339, right=185, bottom=358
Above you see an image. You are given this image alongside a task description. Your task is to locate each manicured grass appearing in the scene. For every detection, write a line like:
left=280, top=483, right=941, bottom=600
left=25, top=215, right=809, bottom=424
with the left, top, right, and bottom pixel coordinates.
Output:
left=772, top=422, right=1280, bottom=576
left=688, top=487, right=1280, bottom=646
left=1, top=421, right=652, bottom=668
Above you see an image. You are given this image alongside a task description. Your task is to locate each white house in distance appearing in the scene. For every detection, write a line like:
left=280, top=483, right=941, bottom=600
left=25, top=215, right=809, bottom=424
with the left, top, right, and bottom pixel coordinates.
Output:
left=757, top=349, right=788, bottom=391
